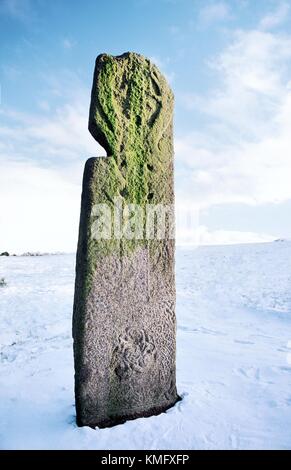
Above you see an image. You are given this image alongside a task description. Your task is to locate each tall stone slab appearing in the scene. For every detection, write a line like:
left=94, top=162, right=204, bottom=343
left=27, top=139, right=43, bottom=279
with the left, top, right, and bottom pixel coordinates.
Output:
left=73, top=52, right=178, bottom=428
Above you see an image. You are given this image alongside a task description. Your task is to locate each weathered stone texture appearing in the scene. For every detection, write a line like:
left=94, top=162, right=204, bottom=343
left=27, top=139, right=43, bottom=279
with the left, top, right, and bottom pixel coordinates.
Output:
left=73, top=52, right=178, bottom=428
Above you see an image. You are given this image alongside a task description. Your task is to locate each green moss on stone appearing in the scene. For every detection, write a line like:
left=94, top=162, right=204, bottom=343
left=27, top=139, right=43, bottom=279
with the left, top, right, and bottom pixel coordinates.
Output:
left=80, top=52, right=174, bottom=296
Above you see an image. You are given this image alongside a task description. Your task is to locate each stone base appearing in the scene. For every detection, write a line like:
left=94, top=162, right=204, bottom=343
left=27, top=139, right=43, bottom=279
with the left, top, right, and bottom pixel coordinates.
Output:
left=77, top=396, right=181, bottom=429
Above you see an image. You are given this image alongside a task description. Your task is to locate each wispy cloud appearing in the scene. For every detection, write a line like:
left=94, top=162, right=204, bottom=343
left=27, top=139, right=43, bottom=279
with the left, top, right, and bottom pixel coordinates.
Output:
left=0, top=102, right=99, bottom=166
left=62, top=38, right=76, bottom=50
left=0, top=68, right=104, bottom=167
left=0, top=0, right=36, bottom=23
left=259, top=2, right=290, bottom=30
left=177, top=26, right=291, bottom=209
left=198, top=2, right=232, bottom=27
left=0, top=72, right=104, bottom=252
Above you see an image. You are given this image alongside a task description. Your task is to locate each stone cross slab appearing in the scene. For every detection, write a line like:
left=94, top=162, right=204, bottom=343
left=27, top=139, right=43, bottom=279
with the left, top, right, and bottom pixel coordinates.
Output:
left=73, top=52, right=178, bottom=428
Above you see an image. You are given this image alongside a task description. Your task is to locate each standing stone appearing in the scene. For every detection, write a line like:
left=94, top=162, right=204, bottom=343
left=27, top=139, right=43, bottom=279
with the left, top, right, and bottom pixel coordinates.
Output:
left=73, top=52, right=178, bottom=428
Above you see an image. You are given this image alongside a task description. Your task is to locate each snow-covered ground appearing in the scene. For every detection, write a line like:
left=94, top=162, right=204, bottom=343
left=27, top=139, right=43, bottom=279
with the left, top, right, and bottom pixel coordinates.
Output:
left=0, top=242, right=291, bottom=450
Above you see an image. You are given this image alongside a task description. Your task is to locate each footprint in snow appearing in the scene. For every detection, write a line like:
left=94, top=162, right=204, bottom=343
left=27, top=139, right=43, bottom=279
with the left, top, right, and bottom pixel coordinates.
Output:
left=235, top=367, right=260, bottom=380
left=234, top=340, right=255, bottom=345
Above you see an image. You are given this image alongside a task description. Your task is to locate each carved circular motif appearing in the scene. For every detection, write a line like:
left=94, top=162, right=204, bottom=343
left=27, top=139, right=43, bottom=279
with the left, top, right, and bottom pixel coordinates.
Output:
left=113, top=327, right=157, bottom=379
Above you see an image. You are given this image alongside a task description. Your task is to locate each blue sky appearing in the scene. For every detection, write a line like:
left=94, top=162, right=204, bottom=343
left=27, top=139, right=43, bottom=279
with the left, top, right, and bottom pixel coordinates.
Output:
left=1, top=0, right=291, bottom=252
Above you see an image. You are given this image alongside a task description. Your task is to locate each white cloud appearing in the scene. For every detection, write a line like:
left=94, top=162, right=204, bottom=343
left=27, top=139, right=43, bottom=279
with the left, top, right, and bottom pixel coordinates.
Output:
left=62, top=38, right=75, bottom=50
left=0, top=98, right=103, bottom=167
left=0, top=77, right=105, bottom=252
left=196, top=226, right=274, bottom=246
left=259, top=2, right=289, bottom=30
left=175, top=207, right=275, bottom=246
left=0, top=160, right=80, bottom=253
left=175, top=201, right=276, bottom=246
left=210, top=30, right=291, bottom=96
left=177, top=27, right=291, bottom=208
left=198, top=2, right=231, bottom=26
